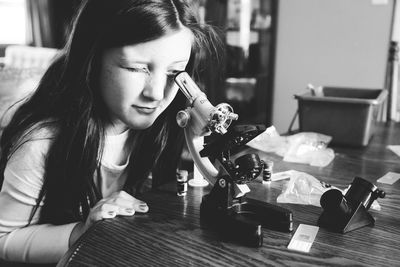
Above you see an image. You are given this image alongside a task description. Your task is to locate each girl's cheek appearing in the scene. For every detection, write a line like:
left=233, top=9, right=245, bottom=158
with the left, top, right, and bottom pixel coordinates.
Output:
left=164, top=84, right=179, bottom=100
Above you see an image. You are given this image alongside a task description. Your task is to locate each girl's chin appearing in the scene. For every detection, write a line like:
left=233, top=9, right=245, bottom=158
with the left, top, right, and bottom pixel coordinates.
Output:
left=125, top=117, right=158, bottom=130
left=119, top=108, right=165, bottom=130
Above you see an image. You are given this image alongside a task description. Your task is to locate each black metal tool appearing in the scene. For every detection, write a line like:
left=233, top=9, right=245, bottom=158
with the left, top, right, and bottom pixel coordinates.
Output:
left=318, top=177, right=385, bottom=233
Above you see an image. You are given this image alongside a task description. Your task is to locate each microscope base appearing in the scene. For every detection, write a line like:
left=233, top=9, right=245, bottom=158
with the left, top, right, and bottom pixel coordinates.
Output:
left=188, top=178, right=209, bottom=187
left=200, top=196, right=293, bottom=247
left=231, top=198, right=294, bottom=232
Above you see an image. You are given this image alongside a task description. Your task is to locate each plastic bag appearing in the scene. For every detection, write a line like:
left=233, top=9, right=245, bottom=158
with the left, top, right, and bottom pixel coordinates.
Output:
left=246, top=126, right=335, bottom=167
left=283, top=132, right=335, bottom=167
left=245, top=125, right=288, bottom=156
left=276, top=170, right=334, bottom=206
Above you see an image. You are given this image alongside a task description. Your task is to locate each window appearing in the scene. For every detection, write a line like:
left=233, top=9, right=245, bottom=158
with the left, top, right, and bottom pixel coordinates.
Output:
left=0, top=0, right=27, bottom=44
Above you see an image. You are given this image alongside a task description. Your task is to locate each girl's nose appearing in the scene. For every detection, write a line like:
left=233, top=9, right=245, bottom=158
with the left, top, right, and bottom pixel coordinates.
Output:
left=142, top=72, right=166, bottom=101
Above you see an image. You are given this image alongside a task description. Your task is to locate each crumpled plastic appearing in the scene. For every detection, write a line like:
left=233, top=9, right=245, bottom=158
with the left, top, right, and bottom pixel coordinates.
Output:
left=276, top=170, right=380, bottom=210
left=276, top=170, right=332, bottom=206
left=246, top=126, right=335, bottom=167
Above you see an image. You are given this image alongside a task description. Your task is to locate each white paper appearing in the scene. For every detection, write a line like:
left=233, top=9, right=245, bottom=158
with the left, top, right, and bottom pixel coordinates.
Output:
left=371, top=0, right=388, bottom=5
left=288, top=224, right=319, bottom=253
left=377, top=172, right=400, bottom=185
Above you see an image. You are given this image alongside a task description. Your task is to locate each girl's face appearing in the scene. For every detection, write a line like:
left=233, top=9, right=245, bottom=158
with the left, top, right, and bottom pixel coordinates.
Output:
left=99, top=27, right=193, bottom=134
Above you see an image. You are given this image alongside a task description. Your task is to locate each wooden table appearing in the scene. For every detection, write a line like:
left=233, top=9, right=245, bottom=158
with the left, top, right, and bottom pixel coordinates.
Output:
left=58, top=123, right=400, bottom=267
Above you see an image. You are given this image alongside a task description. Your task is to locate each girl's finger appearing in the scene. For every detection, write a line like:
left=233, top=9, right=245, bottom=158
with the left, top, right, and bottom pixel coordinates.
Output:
left=102, top=209, right=117, bottom=219
left=118, top=206, right=135, bottom=216
left=88, top=207, right=116, bottom=222
left=100, top=202, right=135, bottom=216
left=108, top=191, right=149, bottom=213
left=108, top=197, right=137, bottom=209
left=132, top=200, right=149, bottom=213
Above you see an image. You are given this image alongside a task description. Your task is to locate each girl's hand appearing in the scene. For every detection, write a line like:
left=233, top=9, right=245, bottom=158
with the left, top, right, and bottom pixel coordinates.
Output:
left=69, top=190, right=148, bottom=246
left=85, top=190, right=149, bottom=227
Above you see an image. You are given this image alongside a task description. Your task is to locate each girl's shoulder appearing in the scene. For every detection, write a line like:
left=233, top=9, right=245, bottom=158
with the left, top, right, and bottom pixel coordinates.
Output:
left=3, top=124, right=57, bottom=204
left=24, top=123, right=57, bottom=141
left=10, top=123, right=58, bottom=158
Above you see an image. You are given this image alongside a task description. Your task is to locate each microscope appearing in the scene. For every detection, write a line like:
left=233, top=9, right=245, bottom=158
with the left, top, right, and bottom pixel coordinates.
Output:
left=175, top=72, right=293, bottom=247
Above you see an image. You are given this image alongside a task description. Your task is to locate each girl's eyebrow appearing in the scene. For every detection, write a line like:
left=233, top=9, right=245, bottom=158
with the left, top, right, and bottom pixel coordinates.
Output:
left=117, top=55, right=189, bottom=66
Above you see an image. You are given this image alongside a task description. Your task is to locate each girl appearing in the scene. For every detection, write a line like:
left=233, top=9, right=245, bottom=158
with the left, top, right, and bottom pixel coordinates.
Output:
left=0, top=0, right=222, bottom=264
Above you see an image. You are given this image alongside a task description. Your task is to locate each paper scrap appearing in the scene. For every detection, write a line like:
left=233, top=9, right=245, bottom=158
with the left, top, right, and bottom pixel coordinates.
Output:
left=387, top=145, right=400, bottom=157
left=377, top=172, right=400, bottom=185
left=271, top=170, right=293, bottom=181
left=288, top=224, right=319, bottom=253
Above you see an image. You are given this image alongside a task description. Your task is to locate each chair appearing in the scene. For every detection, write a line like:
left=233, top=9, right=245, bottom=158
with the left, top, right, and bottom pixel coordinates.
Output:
left=3, top=45, right=58, bottom=69
left=0, top=45, right=59, bottom=138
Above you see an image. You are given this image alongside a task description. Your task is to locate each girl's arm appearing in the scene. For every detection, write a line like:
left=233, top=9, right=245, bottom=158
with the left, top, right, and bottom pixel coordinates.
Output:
left=0, top=129, right=149, bottom=263
left=0, top=223, right=78, bottom=263
left=0, top=131, right=77, bottom=263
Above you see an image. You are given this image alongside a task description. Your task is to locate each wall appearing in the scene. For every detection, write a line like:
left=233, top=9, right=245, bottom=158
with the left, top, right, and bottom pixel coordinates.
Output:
left=272, top=0, right=394, bottom=133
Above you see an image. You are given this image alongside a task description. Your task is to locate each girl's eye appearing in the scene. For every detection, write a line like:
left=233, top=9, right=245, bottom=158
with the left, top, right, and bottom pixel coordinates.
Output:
left=125, top=67, right=150, bottom=74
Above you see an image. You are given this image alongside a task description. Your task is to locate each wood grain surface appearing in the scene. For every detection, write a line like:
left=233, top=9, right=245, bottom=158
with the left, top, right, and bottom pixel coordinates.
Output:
left=58, top=122, right=400, bottom=267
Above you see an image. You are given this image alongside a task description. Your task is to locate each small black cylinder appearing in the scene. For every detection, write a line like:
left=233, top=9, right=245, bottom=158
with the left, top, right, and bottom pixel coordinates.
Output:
left=320, top=189, right=352, bottom=216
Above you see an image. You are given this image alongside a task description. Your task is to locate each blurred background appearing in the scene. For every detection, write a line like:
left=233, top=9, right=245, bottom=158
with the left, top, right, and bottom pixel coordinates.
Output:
left=0, top=0, right=399, bottom=134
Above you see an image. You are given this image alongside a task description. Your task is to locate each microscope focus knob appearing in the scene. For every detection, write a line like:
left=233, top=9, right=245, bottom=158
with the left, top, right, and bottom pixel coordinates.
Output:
left=176, top=110, right=190, bottom=128
left=376, top=189, right=386, bottom=199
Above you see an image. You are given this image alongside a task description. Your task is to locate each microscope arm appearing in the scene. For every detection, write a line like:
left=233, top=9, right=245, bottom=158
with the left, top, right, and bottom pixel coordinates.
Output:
left=184, top=126, right=219, bottom=185
left=175, top=71, right=238, bottom=186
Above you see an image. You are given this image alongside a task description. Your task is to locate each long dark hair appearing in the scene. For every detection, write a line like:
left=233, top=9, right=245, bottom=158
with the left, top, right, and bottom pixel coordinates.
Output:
left=0, top=0, right=223, bottom=225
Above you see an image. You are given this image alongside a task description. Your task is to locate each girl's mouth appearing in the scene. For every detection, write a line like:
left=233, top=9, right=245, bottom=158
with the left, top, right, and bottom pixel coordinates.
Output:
left=132, top=105, right=158, bottom=114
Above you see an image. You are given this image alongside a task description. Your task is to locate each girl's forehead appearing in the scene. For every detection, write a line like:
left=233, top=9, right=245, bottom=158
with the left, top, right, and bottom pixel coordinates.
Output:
left=116, top=28, right=194, bottom=65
